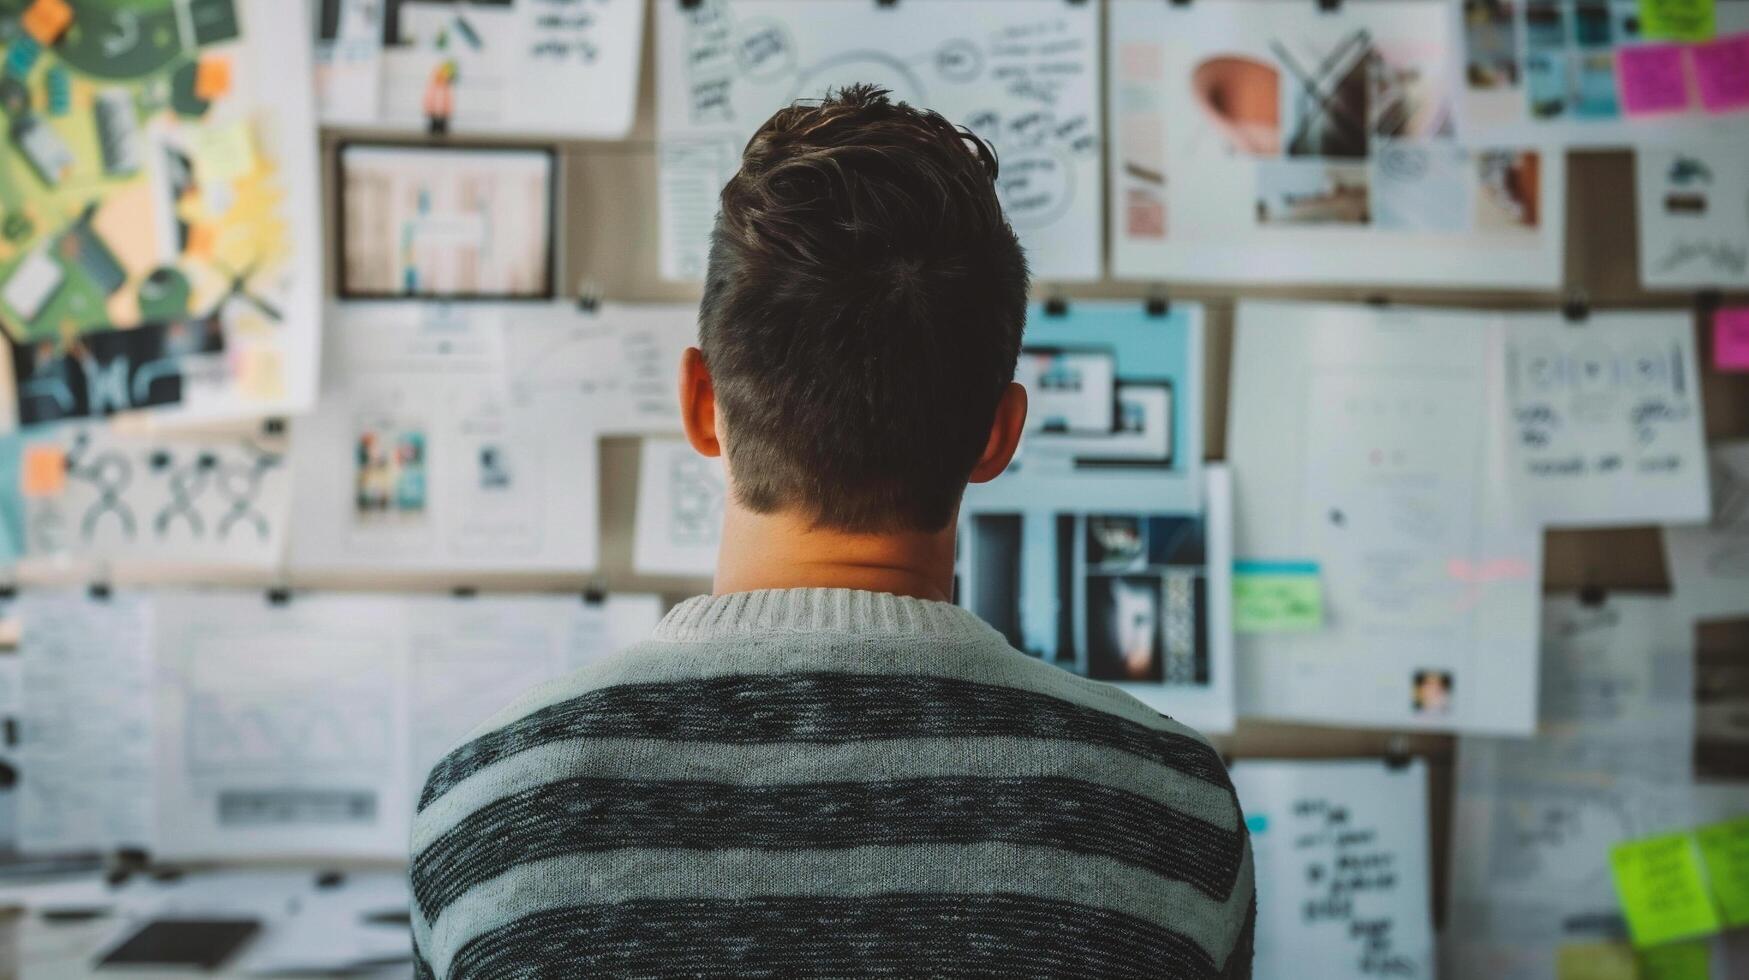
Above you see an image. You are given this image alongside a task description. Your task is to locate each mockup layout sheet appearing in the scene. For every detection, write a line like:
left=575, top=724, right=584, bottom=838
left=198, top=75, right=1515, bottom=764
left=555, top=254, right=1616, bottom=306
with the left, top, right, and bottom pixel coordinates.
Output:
left=656, top=0, right=1102, bottom=281
left=633, top=437, right=724, bottom=579
left=1232, top=759, right=1435, bottom=979
left=1108, top=0, right=1564, bottom=288
left=959, top=466, right=1236, bottom=736
left=505, top=301, right=700, bottom=437
left=1502, top=311, right=1709, bottom=527
left=1637, top=143, right=1749, bottom=291
left=289, top=303, right=599, bottom=573
left=1457, top=0, right=1749, bottom=147
left=1229, top=301, right=1542, bottom=734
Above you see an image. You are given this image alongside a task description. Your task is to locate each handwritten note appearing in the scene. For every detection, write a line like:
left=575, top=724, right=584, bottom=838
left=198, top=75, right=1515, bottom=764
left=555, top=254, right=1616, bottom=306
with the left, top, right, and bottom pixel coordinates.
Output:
left=1638, top=0, right=1715, bottom=42
left=1609, top=832, right=1722, bottom=947
left=1693, top=35, right=1749, bottom=111
left=1696, top=816, right=1749, bottom=926
left=1637, top=941, right=1712, bottom=980
left=1233, top=561, right=1323, bottom=632
left=192, top=121, right=257, bottom=183
left=1618, top=45, right=1695, bottom=115
left=1716, top=306, right=1749, bottom=372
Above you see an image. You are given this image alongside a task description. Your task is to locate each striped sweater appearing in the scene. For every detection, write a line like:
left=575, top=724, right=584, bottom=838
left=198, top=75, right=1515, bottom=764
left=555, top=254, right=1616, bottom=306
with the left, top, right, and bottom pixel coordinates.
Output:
left=411, top=589, right=1255, bottom=978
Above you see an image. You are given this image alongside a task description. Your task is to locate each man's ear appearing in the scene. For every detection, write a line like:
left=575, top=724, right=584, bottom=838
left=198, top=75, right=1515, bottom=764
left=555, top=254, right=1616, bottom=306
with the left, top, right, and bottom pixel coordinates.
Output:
left=679, top=346, right=722, bottom=458
left=969, top=382, right=1027, bottom=484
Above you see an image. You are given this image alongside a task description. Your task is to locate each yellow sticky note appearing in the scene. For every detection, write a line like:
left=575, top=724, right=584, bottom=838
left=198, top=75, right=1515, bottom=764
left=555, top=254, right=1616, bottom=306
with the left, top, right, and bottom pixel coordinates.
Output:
left=1639, top=0, right=1716, bottom=41
left=1610, top=832, right=1723, bottom=948
left=1638, top=941, right=1711, bottom=980
left=1696, top=817, right=1749, bottom=927
left=192, top=122, right=257, bottom=184
left=1555, top=942, right=1639, bottom=980
left=21, top=444, right=66, bottom=498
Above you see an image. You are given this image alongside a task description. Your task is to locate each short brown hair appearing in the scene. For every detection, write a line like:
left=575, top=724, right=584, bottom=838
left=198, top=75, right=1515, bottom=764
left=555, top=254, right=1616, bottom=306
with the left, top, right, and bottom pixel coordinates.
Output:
left=699, top=84, right=1029, bottom=533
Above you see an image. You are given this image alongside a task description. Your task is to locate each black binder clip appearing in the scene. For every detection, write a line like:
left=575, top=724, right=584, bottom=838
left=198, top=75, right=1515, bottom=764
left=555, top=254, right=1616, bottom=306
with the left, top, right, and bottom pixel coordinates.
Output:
left=262, top=417, right=287, bottom=437
left=583, top=587, right=606, bottom=606
left=876, top=0, right=899, bottom=8
left=1578, top=584, right=1607, bottom=608
left=1043, top=296, right=1069, bottom=318
left=87, top=583, right=111, bottom=602
left=1317, top=0, right=1341, bottom=12
left=1696, top=289, right=1723, bottom=316
left=1365, top=293, right=1391, bottom=308
left=1171, top=0, right=1192, bottom=7
left=1145, top=296, right=1171, bottom=317
left=678, top=0, right=701, bottom=9
left=0, top=584, right=15, bottom=601
left=1562, top=292, right=1590, bottom=323
left=266, top=587, right=292, bottom=606
left=576, top=283, right=601, bottom=314
left=1384, top=736, right=1413, bottom=771
left=315, top=870, right=346, bottom=889
left=452, top=586, right=478, bottom=599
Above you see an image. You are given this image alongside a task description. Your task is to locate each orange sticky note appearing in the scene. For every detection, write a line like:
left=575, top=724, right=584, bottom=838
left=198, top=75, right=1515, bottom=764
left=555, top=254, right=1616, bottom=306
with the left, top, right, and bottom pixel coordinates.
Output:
left=21, top=444, right=66, bottom=498
left=21, top=0, right=73, bottom=45
left=194, top=56, right=232, bottom=101
left=183, top=222, right=216, bottom=260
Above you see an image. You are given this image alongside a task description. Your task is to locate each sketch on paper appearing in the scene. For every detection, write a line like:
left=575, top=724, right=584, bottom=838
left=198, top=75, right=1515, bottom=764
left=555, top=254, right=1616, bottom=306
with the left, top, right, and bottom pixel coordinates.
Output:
left=633, top=438, right=723, bottom=578
left=20, top=424, right=290, bottom=567
left=668, top=451, right=723, bottom=551
left=658, top=0, right=1102, bottom=281
left=1663, top=440, right=1749, bottom=620
left=1108, top=0, right=1562, bottom=288
left=1636, top=145, right=1749, bottom=290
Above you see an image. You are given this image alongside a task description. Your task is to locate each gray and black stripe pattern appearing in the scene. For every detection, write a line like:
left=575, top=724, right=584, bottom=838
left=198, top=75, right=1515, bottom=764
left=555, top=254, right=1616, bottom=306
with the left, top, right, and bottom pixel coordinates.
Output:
left=411, top=589, right=1255, bottom=979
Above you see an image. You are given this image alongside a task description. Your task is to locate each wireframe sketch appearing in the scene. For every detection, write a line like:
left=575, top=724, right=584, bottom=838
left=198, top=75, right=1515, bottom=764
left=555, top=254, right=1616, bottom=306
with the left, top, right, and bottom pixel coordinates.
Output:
left=658, top=0, right=1101, bottom=280
left=668, top=452, right=724, bottom=549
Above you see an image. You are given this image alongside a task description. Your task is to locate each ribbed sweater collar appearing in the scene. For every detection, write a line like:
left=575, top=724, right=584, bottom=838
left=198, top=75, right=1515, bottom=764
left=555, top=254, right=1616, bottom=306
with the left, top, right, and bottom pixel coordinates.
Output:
left=652, top=588, right=999, bottom=643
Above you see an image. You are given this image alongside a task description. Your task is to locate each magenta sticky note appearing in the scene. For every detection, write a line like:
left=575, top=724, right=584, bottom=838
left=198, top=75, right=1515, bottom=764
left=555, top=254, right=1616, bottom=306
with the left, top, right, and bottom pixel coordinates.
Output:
left=1693, top=35, right=1749, bottom=112
left=1717, top=307, right=1749, bottom=372
left=1618, top=44, right=1695, bottom=114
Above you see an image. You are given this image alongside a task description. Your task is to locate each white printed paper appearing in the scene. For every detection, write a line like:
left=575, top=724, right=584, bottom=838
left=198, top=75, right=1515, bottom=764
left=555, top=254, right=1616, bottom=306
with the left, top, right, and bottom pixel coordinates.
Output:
left=290, top=303, right=600, bottom=573
left=1504, top=311, right=1709, bottom=527
left=656, top=0, right=1102, bottom=281
left=1444, top=595, right=1705, bottom=979
left=633, top=438, right=724, bottom=578
left=1637, top=144, right=1749, bottom=291
left=1229, top=302, right=1542, bottom=735
left=313, top=0, right=385, bottom=125
left=17, top=592, right=155, bottom=854
left=1108, top=0, right=1564, bottom=289
left=507, top=301, right=699, bottom=436
left=1665, top=440, right=1749, bottom=620
left=152, top=592, right=412, bottom=860
left=19, top=423, right=291, bottom=568
left=1456, top=2, right=1749, bottom=147
left=362, top=0, right=643, bottom=137
left=1232, top=759, right=1434, bottom=979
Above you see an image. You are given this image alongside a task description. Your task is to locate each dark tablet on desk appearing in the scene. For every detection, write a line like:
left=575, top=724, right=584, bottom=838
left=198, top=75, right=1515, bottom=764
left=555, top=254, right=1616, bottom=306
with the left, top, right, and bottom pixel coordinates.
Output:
left=96, top=918, right=260, bottom=970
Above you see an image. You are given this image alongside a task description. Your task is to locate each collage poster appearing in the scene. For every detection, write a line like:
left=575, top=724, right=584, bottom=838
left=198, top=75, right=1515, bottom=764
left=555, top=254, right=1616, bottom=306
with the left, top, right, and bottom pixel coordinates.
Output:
left=0, top=0, right=320, bottom=427
left=1108, top=0, right=1564, bottom=288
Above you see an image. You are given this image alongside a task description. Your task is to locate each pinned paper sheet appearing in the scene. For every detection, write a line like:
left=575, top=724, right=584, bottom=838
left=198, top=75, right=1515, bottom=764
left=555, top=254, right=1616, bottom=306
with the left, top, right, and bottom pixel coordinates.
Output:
left=1232, top=561, right=1323, bottom=632
left=1554, top=943, right=1639, bottom=980
left=1693, top=35, right=1749, bottom=111
left=1639, top=0, right=1716, bottom=42
left=1715, top=306, right=1749, bottom=372
left=1696, top=816, right=1749, bottom=926
left=192, top=122, right=258, bottom=183
left=1619, top=45, right=1696, bottom=115
left=1609, top=832, right=1722, bottom=947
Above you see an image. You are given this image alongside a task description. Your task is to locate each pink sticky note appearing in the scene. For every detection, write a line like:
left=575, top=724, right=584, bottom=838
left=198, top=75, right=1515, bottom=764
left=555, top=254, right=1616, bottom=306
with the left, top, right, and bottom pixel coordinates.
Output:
left=1717, top=306, right=1749, bottom=372
left=1618, top=44, right=1695, bottom=114
left=1693, top=34, right=1749, bottom=112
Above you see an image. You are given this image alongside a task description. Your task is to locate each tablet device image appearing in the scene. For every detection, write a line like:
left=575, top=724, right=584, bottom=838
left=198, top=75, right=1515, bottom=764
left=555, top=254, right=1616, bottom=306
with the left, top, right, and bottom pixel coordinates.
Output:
left=338, top=143, right=557, bottom=300
left=97, top=918, right=262, bottom=969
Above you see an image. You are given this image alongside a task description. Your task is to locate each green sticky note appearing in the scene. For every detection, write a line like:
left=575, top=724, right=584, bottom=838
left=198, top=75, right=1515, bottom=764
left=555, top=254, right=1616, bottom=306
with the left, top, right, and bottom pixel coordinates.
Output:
left=1610, top=833, right=1722, bottom=948
left=1696, top=817, right=1749, bottom=927
left=1638, top=941, right=1711, bottom=980
left=1232, top=561, right=1323, bottom=632
left=1639, top=0, right=1715, bottom=41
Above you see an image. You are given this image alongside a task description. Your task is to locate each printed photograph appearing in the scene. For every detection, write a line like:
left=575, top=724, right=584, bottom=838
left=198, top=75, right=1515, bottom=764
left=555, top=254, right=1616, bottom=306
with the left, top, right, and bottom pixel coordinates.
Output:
left=354, top=421, right=427, bottom=519
left=1014, top=347, right=1117, bottom=434
left=1256, top=159, right=1370, bottom=225
left=1463, top=0, right=1520, bottom=89
left=1412, top=670, right=1454, bottom=715
left=1476, top=151, right=1543, bottom=231
left=1696, top=617, right=1749, bottom=782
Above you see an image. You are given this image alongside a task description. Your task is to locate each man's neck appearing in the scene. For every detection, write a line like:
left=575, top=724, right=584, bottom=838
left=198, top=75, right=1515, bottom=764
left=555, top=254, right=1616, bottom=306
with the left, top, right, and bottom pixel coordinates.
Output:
left=712, top=504, right=957, bottom=603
